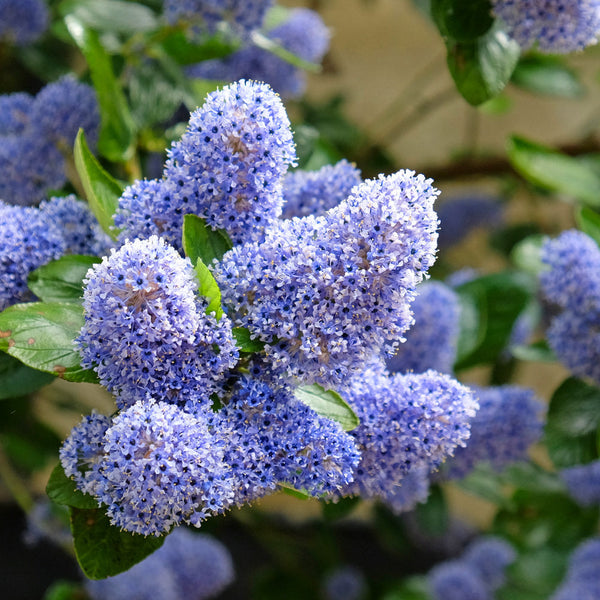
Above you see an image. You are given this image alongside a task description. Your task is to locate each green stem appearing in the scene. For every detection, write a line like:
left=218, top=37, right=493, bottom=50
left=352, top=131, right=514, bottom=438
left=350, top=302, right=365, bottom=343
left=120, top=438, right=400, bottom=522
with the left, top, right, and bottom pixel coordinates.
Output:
left=0, top=443, right=34, bottom=514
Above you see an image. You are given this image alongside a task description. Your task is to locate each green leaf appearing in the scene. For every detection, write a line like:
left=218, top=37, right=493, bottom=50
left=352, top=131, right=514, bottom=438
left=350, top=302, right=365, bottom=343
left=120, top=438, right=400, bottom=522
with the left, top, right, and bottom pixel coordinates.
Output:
left=0, top=352, right=56, bottom=399
left=59, top=0, right=158, bottom=34
left=182, top=214, right=233, bottom=266
left=454, top=271, right=534, bottom=370
left=504, top=548, right=569, bottom=598
left=278, top=483, right=311, bottom=499
left=510, top=340, right=556, bottom=363
left=74, top=129, right=124, bottom=237
left=70, top=506, right=165, bottom=579
left=510, top=234, right=547, bottom=275
left=28, top=255, right=100, bottom=304
left=251, top=31, right=321, bottom=72
left=194, top=260, right=223, bottom=320
left=544, top=377, right=600, bottom=468
left=381, top=577, right=431, bottom=600
left=414, top=484, right=448, bottom=536
left=511, top=55, right=585, bottom=98
left=43, top=581, right=85, bottom=600
left=160, top=30, right=237, bottom=66
left=64, top=16, right=136, bottom=161
left=446, top=25, right=520, bottom=106
left=322, top=496, right=360, bottom=521
left=508, top=135, right=600, bottom=207
left=294, top=384, right=359, bottom=431
left=455, top=465, right=511, bottom=507
left=431, top=0, right=494, bottom=42
left=232, top=327, right=265, bottom=353
left=46, top=462, right=98, bottom=510
left=575, top=206, right=600, bottom=246
left=0, top=302, right=97, bottom=382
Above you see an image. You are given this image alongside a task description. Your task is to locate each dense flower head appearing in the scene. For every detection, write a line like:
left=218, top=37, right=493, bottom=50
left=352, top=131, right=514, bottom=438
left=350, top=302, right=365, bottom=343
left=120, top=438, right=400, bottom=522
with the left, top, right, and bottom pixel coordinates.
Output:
left=92, top=400, right=233, bottom=536
left=491, top=0, right=600, bottom=53
left=86, top=527, right=234, bottom=600
left=321, top=566, right=367, bottom=600
left=0, top=93, right=33, bottom=135
left=77, top=236, right=239, bottom=409
left=188, top=8, right=330, bottom=98
left=0, top=201, right=65, bottom=310
left=429, top=561, right=489, bottom=600
left=445, top=385, right=545, bottom=479
left=561, top=460, right=600, bottom=506
left=462, top=537, right=516, bottom=591
left=30, top=75, right=100, bottom=150
left=213, top=375, right=360, bottom=505
left=163, top=0, right=272, bottom=37
left=550, top=538, right=600, bottom=599
left=437, top=195, right=504, bottom=250
left=0, top=0, right=49, bottom=46
left=334, top=361, right=477, bottom=506
left=386, top=281, right=460, bottom=375
left=214, top=170, right=439, bottom=386
left=384, top=466, right=431, bottom=514
left=39, top=195, right=113, bottom=256
left=281, top=159, right=362, bottom=219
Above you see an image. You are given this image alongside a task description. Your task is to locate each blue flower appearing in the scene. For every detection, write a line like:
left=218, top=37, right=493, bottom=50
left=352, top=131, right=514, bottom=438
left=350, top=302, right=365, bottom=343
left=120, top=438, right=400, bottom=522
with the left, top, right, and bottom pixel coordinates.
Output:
left=77, top=236, right=239, bottom=409
left=429, top=561, right=490, bottom=600
left=214, top=170, right=439, bottom=386
left=561, top=460, right=600, bottom=506
left=0, top=93, right=33, bottom=135
left=322, top=566, right=367, bottom=600
left=550, top=538, right=600, bottom=599
left=0, top=0, right=48, bottom=46
left=383, top=466, right=431, bottom=514
left=462, top=537, right=516, bottom=591
left=281, top=159, right=362, bottom=219
left=492, top=0, right=600, bottom=53
left=386, top=281, right=460, bottom=375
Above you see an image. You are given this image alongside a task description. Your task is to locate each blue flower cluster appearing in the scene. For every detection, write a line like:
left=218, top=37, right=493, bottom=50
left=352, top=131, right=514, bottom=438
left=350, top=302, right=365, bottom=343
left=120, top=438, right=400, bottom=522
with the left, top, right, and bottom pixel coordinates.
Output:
left=0, top=76, right=100, bottom=205
left=428, top=536, right=516, bottom=600
left=77, top=236, right=239, bottom=409
left=332, top=361, right=477, bottom=509
left=549, top=538, right=600, bottom=599
left=281, top=159, right=362, bottom=219
left=492, top=0, right=600, bottom=53
left=0, top=0, right=48, bottom=46
left=189, top=8, right=330, bottom=98
left=444, top=385, right=545, bottom=479
left=322, top=566, right=367, bottom=600
left=85, top=527, right=235, bottom=600
left=540, top=230, right=600, bottom=384
left=115, top=80, right=297, bottom=248
left=386, top=281, right=460, bottom=375
left=560, top=459, right=600, bottom=506
left=214, top=170, right=439, bottom=386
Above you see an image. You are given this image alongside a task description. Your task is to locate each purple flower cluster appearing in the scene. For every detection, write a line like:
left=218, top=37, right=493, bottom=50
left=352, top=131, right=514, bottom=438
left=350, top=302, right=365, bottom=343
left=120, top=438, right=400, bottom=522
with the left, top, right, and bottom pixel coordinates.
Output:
left=214, top=170, right=439, bottom=386
left=331, top=361, right=477, bottom=510
left=0, top=0, right=48, bottom=46
left=540, top=230, right=600, bottom=384
left=115, top=80, right=297, bottom=249
left=386, top=281, right=460, bottom=375
left=77, top=236, right=239, bottom=409
left=0, top=76, right=99, bottom=205
left=444, top=385, right=545, bottom=479
left=550, top=538, right=600, bottom=599
left=492, top=0, right=600, bottom=53
left=321, top=566, right=367, bottom=600
left=188, top=8, right=330, bottom=98
left=560, top=459, right=600, bottom=506
left=281, top=159, right=362, bottom=219
left=85, top=527, right=235, bottom=600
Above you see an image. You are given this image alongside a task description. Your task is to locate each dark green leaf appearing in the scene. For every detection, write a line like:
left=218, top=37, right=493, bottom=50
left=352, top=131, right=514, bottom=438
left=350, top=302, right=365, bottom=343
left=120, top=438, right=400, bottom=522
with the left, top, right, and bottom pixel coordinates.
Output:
left=510, top=234, right=547, bottom=275
left=161, top=30, right=237, bottom=65
left=0, top=302, right=97, bottom=382
left=576, top=206, right=600, bottom=246
left=510, top=340, right=556, bottom=363
left=59, top=0, right=158, bottom=34
left=46, top=462, right=98, bottom=510
left=508, top=135, right=600, bottom=207
left=278, top=483, right=310, bottom=499
left=43, top=581, right=85, bottom=600
left=28, top=255, right=100, bottom=304
left=511, top=55, right=585, bottom=98
left=446, top=25, right=520, bottom=106
left=322, top=496, right=360, bottom=521
left=65, top=17, right=136, bottom=161
left=194, top=259, right=223, bottom=320
left=73, top=129, right=124, bottom=237
left=182, top=214, right=233, bottom=266
left=455, top=465, right=510, bottom=507
left=0, top=352, right=55, bottom=399
left=294, top=384, right=359, bottom=431
left=414, top=484, right=448, bottom=536
left=381, top=576, right=431, bottom=600
left=232, top=327, right=265, bottom=353
left=431, top=0, right=493, bottom=42
left=544, top=377, right=600, bottom=468
left=70, top=506, right=165, bottom=579
left=504, top=548, right=569, bottom=597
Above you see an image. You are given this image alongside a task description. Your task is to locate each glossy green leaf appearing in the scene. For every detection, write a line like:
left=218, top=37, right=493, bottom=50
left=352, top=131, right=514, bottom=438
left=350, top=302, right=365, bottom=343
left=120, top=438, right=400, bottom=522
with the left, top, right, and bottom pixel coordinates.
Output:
left=511, top=340, right=556, bottom=363
left=321, top=496, right=360, bottom=521
left=510, top=234, right=547, bottom=275
left=70, top=506, right=165, bottom=579
left=446, top=26, right=520, bottom=106
left=160, top=30, right=237, bottom=65
left=544, top=377, right=600, bottom=468
left=65, top=17, right=136, bottom=161
left=0, top=352, right=56, bottom=399
left=232, top=327, right=265, bottom=353
left=294, top=384, right=359, bottom=431
left=46, top=462, right=98, bottom=510
left=278, top=483, right=310, bottom=500
left=431, top=0, right=493, bottom=42
left=0, top=302, right=97, bottom=382
left=28, top=255, right=99, bottom=304
left=194, top=259, right=223, bottom=320
left=511, top=55, right=584, bottom=98
left=182, top=214, right=233, bottom=267
left=508, top=135, right=600, bottom=207
left=576, top=206, right=600, bottom=246
left=74, top=129, right=124, bottom=237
